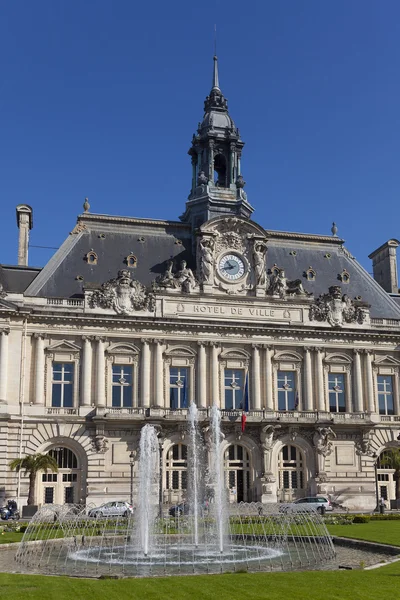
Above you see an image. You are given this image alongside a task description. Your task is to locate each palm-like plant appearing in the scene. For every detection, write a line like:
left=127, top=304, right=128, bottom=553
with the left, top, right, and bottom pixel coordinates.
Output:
left=9, top=453, right=59, bottom=505
left=379, top=448, right=400, bottom=500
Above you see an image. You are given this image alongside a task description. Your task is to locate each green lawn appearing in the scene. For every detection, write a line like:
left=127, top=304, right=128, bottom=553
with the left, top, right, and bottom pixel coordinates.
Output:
left=0, top=532, right=23, bottom=544
left=0, top=520, right=400, bottom=599
left=0, top=562, right=400, bottom=600
left=327, top=521, right=400, bottom=547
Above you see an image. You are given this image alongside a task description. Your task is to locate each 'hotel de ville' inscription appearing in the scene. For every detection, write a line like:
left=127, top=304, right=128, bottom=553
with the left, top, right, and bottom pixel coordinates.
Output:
left=163, top=300, right=303, bottom=323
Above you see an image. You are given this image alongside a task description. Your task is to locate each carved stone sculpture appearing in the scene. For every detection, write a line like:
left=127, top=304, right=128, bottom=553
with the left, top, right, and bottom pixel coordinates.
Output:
left=0, top=283, right=7, bottom=299
left=197, top=170, right=208, bottom=185
left=89, top=269, right=155, bottom=314
left=260, top=424, right=281, bottom=475
left=198, top=237, right=215, bottom=285
left=92, top=435, right=109, bottom=454
left=154, top=260, right=199, bottom=294
left=309, top=286, right=367, bottom=327
left=313, top=426, right=336, bottom=476
left=268, top=268, right=309, bottom=298
left=155, top=260, right=179, bottom=290
left=355, top=432, right=374, bottom=456
left=176, top=260, right=197, bottom=293
left=253, top=242, right=267, bottom=287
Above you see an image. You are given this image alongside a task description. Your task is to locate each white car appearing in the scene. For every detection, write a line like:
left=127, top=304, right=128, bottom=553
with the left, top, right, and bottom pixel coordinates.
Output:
left=280, top=496, right=333, bottom=514
left=88, top=501, right=134, bottom=518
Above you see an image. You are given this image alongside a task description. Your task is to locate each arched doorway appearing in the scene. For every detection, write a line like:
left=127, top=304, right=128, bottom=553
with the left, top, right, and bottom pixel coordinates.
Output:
left=224, top=444, right=251, bottom=503
left=377, top=450, right=397, bottom=506
left=39, top=447, right=80, bottom=505
left=165, top=443, right=187, bottom=504
left=278, top=445, right=306, bottom=502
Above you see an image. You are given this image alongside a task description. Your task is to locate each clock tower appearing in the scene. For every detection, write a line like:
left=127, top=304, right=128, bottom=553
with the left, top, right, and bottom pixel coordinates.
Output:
left=180, top=56, right=254, bottom=230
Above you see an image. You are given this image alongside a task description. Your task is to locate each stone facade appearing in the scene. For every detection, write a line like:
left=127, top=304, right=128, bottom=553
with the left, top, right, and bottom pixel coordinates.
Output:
left=1, top=57, right=400, bottom=512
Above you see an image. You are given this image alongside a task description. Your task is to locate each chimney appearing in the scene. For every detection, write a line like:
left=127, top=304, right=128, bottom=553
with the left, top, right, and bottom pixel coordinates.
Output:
left=368, top=239, right=400, bottom=294
left=16, top=205, right=33, bottom=266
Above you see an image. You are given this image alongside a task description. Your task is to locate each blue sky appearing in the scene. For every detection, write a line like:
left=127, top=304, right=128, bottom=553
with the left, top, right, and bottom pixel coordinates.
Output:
left=1, top=1, right=400, bottom=272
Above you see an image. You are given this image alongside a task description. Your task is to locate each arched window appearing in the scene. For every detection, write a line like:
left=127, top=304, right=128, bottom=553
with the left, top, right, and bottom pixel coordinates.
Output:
left=39, top=447, right=80, bottom=505
left=377, top=450, right=397, bottom=503
left=224, top=444, right=251, bottom=503
left=165, top=444, right=187, bottom=503
left=214, top=154, right=227, bottom=187
left=278, top=445, right=305, bottom=500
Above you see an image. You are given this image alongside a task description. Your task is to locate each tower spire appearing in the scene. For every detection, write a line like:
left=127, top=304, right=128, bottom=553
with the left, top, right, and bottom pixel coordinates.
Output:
left=212, top=55, right=220, bottom=91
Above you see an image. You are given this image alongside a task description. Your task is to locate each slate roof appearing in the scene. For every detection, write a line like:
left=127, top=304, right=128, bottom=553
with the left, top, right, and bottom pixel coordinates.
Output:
left=19, top=211, right=400, bottom=320
left=0, top=265, right=41, bottom=294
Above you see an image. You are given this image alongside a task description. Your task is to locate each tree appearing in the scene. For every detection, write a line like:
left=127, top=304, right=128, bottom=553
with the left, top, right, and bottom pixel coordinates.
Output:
left=9, top=453, right=58, bottom=505
left=379, top=448, right=400, bottom=501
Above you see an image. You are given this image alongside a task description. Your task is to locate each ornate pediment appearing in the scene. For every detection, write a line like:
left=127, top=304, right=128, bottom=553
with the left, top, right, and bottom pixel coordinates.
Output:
left=324, top=353, right=352, bottom=364
left=196, top=216, right=313, bottom=299
left=106, top=343, right=139, bottom=355
left=165, top=346, right=196, bottom=358
left=45, top=340, right=81, bottom=353
left=309, top=285, right=368, bottom=327
left=89, top=269, right=155, bottom=315
left=374, top=355, right=400, bottom=366
left=274, top=351, right=302, bottom=362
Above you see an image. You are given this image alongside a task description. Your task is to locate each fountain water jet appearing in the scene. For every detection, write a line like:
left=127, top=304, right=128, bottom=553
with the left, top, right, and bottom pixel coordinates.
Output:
left=210, top=405, right=229, bottom=554
left=133, top=423, right=159, bottom=557
left=188, top=403, right=200, bottom=547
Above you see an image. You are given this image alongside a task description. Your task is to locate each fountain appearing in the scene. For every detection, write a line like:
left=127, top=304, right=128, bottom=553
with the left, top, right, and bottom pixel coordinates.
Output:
left=188, top=402, right=201, bottom=548
left=15, top=408, right=336, bottom=577
left=133, top=424, right=159, bottom=557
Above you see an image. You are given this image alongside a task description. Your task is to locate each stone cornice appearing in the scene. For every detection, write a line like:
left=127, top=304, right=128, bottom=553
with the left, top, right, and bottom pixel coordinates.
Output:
left=264, top=230, right=345, bottom=244
left=78, top=213, right=190, bottom=230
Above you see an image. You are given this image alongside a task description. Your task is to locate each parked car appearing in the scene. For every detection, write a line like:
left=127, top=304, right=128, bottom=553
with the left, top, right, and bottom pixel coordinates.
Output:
left=279, top=496, right=333, bottom=514
left=168, top=503, right=189, bottom=517
left=88, top=501, right=134, bottom=518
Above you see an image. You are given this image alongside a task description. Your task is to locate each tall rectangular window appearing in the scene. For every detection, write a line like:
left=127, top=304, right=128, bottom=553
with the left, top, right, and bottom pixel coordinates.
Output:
left=52, top=363, right=74, bottom=407
left=169, top=367, right=189, bottom=409
left=377, top=375, right=394, bottom=415
left=277, top=371, right=296, bottom=411
left=112, top=365, right=133, bottom=407
left=224, top=369, right=244, bottom=410
left=328, top=373, right=346, bottom=413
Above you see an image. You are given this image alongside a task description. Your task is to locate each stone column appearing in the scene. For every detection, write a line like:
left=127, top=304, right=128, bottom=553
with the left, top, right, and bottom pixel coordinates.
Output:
left=0, top=329, right=9, bottom=402
left=364, top=350, right=375, bottom=413
left=81, top=336, right=93, bottom=406
left=95, top=336, right=106, bottom=407
left=33, top=333, right=46, bottom=405
left=210, top=342, right=220, bottom=407
left=141, top=339, right=150, bottom=408
left=209, top=141, right=214, bottom=182
left=353, top=349, right=363, bottom=412
left=197, top=342, right=207, bottom=408
left=315, top=348, right=326, bottom=411
left=265, top=345, right=274, bottom=410
left=154, top=339, right=164, bottom=408
left=303, top=347, right=313, bottom=411
left=191, top=156, right=196, bottom=192
left=252, top=344, right=261, bottom=410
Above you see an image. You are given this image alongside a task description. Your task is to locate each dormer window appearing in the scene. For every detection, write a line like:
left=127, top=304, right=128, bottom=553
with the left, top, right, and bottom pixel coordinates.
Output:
left=305, top=267, right=316, bottom=281
left=85, top=250, right=98, bottom=265
left=339, top=269, right=350, bottom=283
left=125, top=254, right=137, bottom=268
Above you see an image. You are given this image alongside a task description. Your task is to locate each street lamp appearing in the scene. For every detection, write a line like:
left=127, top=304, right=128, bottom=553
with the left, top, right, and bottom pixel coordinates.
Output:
left=129, top=451, right=135, bottom=506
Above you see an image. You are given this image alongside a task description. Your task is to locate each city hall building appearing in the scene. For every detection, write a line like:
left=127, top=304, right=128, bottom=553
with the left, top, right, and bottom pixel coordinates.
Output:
left=1, top=57, right=400, bottom=512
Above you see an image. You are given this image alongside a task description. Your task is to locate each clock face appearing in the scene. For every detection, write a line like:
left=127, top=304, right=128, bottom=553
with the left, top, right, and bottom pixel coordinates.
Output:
left=218, top=253, right=246, bottom=281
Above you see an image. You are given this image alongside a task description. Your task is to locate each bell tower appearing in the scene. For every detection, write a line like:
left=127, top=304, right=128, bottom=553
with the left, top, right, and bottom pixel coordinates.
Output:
left=180, top=56, right=254, bottom=229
